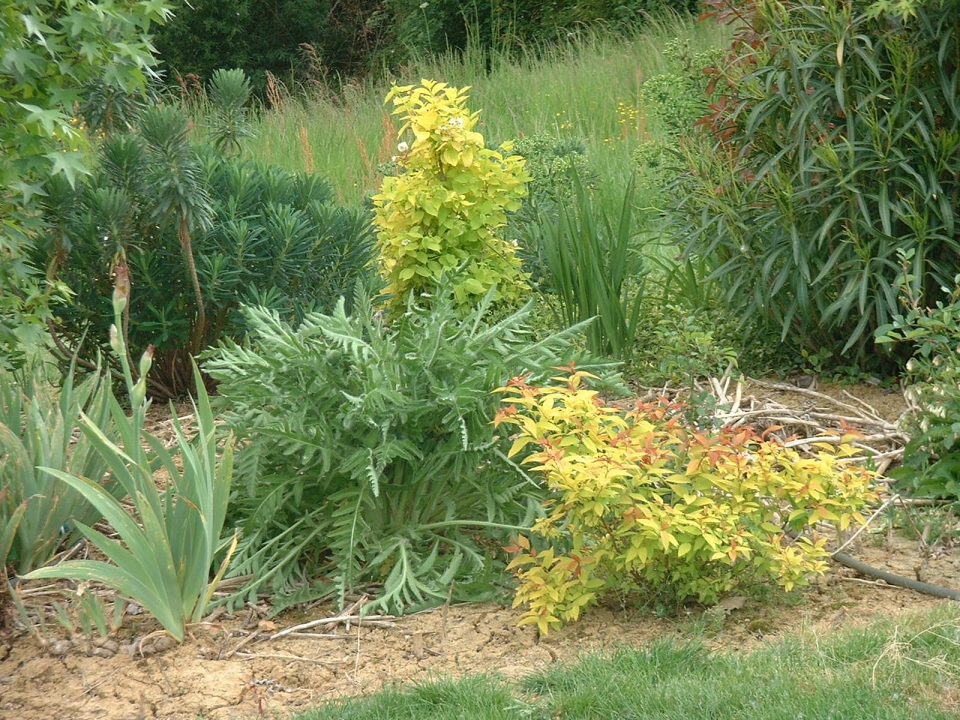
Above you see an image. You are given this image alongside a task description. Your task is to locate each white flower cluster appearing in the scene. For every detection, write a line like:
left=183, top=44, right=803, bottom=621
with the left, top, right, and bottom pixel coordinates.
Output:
left=438, top=116, right=467, bottom=137
left=391, top=140, right=410, bottom=162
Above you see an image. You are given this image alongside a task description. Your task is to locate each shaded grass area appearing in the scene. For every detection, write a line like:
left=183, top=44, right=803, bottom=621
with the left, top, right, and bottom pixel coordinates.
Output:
left=298, top=604, right=960, bottom=720
left=247, top=15, right=729, bottom=208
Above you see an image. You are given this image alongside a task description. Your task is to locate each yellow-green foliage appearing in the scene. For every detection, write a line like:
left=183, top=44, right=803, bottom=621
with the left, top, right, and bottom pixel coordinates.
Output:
left=495, top=370, right=878, bottom=634
left=372, top=80, right=530, bottom=310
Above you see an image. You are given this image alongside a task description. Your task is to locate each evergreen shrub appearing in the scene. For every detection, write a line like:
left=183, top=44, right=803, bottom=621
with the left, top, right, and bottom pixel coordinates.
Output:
left=673, top=0, right=960, bottom=369
left=40, top=89, right=371, bottom=397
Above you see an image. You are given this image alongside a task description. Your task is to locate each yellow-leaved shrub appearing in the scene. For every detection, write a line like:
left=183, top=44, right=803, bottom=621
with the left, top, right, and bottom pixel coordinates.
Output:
left=495, top=370, right=878, bottom=634
left=372, top=80, right=530, bottom=311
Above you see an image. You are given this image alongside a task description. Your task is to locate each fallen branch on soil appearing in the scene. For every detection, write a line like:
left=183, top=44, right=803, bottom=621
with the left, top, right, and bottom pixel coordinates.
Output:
left=269, top=597, right=396, bottom=640
left=235, top=651, right=349, bottom=665
left=838, top=577, right=905, bottom=589
left=78, top=667, right=123, bottom=697
left=222, top=630, right=262, bottom=659
left=747, top=380, right=894, bottom=425
left=283, top=632, right=355, bottom=640
left=269, top=614, right=397, bottom=640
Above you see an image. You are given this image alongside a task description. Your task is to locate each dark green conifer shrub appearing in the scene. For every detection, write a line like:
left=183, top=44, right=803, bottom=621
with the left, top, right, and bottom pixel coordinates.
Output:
left=39, top=72, right=372, bottom=397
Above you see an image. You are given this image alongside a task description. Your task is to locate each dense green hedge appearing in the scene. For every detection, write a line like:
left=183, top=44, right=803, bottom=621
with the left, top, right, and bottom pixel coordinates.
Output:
left=153, top=0, right=701, bottom=87
left=153, top=0, right=379, bottom=90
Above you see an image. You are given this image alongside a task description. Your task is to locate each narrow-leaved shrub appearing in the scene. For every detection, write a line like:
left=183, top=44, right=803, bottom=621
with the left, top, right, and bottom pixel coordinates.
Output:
left=42, top=131, right=372, bottom=397
left=674, top=0, right=960, bottom=368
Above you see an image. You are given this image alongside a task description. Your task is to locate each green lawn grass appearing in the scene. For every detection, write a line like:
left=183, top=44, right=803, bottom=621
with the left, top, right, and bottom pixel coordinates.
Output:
left=246, top=14, right=729, bottom=209
left=294, top=604, right=960, bottom=720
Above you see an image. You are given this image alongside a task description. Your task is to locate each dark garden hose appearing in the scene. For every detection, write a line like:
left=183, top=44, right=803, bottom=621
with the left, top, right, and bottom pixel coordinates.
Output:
left=829, top=550, right=960, bottom=601
left=785, top=529, right=960, bottom=601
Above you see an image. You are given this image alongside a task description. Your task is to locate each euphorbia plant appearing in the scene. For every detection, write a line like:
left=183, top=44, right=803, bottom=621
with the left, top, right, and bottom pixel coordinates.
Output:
left=372, top=79, right=530, bottom=311
left=495, top=370, right=878, bottom=633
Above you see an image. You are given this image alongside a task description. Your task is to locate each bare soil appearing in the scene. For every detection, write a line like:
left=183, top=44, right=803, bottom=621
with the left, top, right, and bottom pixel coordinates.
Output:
left=2, top=381, right=957, bottom=720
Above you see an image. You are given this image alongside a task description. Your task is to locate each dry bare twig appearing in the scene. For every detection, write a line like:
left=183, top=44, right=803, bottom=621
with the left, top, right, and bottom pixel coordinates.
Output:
left=236, top=651, right=348, bottom=665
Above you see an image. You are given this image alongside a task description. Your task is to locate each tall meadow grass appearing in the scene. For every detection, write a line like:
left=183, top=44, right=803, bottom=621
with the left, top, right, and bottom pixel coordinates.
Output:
left=247, top=14, right=729, bottom=208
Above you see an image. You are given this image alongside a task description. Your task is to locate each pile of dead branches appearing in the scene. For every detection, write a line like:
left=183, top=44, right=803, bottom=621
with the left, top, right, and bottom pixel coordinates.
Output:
left=635, top=373, right=909, bottom=477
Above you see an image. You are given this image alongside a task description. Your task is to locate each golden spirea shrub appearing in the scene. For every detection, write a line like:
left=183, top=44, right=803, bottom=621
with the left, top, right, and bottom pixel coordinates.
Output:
left=495, top=370, right=878, bottom=633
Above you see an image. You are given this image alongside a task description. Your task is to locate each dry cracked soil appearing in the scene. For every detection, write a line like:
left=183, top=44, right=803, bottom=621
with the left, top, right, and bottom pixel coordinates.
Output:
left=2, top=380, right=958, bottom=720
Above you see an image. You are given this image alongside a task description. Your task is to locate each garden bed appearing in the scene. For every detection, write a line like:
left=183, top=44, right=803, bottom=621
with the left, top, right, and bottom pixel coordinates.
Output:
left=2, top=538, right=957, bottom=720
left=3, top=380, right=957, bottom=720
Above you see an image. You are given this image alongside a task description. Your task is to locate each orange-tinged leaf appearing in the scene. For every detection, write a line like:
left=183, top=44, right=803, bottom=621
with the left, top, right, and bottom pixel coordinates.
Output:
left=506, top=554, right=533, bottom=570
left=659, top=530, right=676, bottom=550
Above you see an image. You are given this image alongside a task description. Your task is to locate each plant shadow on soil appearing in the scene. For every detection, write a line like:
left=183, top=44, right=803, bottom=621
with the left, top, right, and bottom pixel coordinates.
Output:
left=1, top=381, right=958, bottom=720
